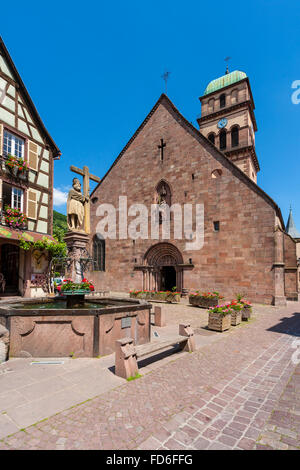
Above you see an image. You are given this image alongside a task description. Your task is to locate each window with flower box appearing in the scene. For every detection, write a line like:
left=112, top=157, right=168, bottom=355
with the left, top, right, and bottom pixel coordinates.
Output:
left=3, top=130, right=25, bottom=159
left=2, top=182, right=24, bottom=211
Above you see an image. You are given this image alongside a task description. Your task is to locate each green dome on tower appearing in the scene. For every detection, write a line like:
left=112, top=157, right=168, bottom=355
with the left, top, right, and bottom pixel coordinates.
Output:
left=204, top=70, right=247, bottom=95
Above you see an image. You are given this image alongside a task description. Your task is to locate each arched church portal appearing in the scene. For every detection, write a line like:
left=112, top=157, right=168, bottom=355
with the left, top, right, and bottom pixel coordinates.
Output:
left=142, top=242, right=184, bottom=292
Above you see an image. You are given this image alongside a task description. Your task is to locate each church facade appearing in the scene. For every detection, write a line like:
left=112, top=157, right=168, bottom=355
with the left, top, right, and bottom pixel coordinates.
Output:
left=89, top=70, right=298, bottom=305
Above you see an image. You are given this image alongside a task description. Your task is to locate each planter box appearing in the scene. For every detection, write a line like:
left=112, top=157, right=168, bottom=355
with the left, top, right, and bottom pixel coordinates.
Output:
left=129, top=292, right=138, bottom=298
left=136, top=292, right=147, bottom=299
left=189, top=295, right=219, bottom=308
left=241, top=306, right=252, bottom=321
left=129, top=292, right=180, bottom=303
left=165, top=293, right=180, bottom=303
left=208, top=312, right=231, bottom=332
left=231, top=310, right=242, bottom=326
left=153, top=292, right=167, bottom=301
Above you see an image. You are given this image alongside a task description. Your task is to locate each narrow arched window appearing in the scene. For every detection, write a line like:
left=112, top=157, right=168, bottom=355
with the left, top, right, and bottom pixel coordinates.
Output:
left=208, top=133, right=215, bottom=145
left=208, top=98, right=214, bottom=112
left=231, top=126, right=239, bottom=147
left=219, top=130, right=227, bottom=150
left=93, top=236, right=105, bottom=271
left=220, top=93, right=226, bottom=108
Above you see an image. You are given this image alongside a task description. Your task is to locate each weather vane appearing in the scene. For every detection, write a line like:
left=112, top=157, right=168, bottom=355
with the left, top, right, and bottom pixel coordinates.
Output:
left=224, top=56, right=231, bottom=74
left=161, top=71, right=171, bottom=94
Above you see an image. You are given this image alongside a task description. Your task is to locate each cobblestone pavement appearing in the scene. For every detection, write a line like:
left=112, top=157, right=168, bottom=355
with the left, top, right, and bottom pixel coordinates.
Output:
left=0, top=302, right=299, bottom=450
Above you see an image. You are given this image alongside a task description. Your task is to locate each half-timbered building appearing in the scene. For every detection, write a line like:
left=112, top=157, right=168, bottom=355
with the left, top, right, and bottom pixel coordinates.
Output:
left=0, top=37, right=60, bottom=297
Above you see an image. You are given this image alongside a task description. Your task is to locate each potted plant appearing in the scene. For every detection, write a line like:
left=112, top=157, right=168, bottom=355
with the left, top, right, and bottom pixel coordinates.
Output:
left=59, top=278, right=94, bottom=294
left=236, top=294, right=252, bottom=321
left=208, top=304, right=232, bottom=332
left=129, top=290, right=138, bottom=298
left=165, top=287, right=180, bottom=303
left=229, top=300, right=243, bottom=326
left=4, top=205, right=28, bottom=229
left=189, top=291, right=223, bottom=308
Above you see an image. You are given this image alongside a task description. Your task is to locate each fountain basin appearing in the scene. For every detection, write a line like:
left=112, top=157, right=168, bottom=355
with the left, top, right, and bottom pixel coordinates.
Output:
left=0, top=297, right=151, bottom=358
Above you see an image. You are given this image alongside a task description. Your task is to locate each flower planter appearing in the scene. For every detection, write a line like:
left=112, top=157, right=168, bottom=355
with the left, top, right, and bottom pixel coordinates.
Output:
left=241, top=306, right=252, bottom=321
left=165, top=293, right=180, bottom=303
left=129, top=292, right=138, bottom=298
left=189, top=295, right=219, bottom=308
left=231, top=310, right=242, bottom=326
left=136, top=292, right=147, bottom=299
left=129, top=291, right=180, bottom=302
left=208, top=312, right=231, bottom=332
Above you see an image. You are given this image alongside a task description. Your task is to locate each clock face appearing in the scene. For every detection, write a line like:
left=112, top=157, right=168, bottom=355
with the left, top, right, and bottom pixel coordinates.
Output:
left=217, top=118, right=228, bottom=129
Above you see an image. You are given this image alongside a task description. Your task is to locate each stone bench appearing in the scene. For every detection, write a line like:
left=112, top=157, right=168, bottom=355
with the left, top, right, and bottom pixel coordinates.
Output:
left=115, top=323, right=195, bottom=379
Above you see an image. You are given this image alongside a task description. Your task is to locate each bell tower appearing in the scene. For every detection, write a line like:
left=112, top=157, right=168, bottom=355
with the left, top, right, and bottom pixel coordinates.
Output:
left=197, top=69, right=259, bottom=182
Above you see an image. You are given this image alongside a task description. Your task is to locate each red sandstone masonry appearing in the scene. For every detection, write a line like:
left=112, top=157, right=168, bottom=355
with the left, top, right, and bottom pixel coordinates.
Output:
left=89, top=97, right=291, bottom=304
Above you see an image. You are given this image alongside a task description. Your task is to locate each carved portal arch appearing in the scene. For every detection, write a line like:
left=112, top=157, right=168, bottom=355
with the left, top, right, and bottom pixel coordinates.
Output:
left=144, top=242, right=183, bottom=267
left=143, top=242, right=184, bottom=292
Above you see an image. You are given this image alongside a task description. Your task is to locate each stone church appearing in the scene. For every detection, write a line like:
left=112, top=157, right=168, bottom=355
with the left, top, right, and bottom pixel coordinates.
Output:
left=89, top=69, right=298, bottom=305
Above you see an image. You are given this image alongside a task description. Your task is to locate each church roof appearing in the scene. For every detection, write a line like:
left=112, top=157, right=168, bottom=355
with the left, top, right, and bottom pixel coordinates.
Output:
left=286, top=208, right=300, bottom=238
left=91, top=93, right=285, bottom=228
left=204, top=70, right=247, bottom=96
left=0, top=36, right=61, bottom=158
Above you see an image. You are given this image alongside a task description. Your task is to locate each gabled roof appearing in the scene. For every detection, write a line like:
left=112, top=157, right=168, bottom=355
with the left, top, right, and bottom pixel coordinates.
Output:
left=286, top=208, right=300, bottom=239
left=92, top=93, right=285, bottom=228
left=0, top=36, right=61, bottom=158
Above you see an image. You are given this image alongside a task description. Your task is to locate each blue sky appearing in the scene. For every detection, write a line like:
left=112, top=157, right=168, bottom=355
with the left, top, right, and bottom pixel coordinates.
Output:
left=1, top=0, right=300, bottom=228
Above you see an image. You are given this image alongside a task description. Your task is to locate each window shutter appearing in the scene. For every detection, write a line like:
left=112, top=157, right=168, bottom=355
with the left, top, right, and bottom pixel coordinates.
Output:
left=27, top=140, right=38, bottom=170
left=0, top=123, right=3, bottom=156
left=27, top=189, right=37, bottom=219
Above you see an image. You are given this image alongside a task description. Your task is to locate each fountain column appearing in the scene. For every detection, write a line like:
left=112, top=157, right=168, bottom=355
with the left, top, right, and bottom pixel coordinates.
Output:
left=64, top=231, right=90, bottom=283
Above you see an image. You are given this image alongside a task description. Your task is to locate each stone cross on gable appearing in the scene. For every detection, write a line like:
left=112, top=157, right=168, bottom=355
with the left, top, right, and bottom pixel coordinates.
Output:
left=70, top=165, right=101, bottom=234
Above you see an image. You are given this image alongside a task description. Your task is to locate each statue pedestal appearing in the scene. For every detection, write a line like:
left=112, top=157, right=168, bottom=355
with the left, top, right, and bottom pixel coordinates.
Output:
left=64, top=231, right=90, bottom=283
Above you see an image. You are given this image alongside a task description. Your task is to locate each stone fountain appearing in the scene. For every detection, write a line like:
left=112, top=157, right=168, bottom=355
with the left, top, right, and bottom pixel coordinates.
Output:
left=0, top=168, right=151, bottom=361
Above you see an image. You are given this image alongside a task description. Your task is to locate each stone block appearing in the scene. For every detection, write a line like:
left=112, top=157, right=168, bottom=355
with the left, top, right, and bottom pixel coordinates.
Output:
left=154, top=306, right=166, bottom=327
left=179, top=323, right=195, bottom=352
left=115, top=337, right=138, bottom=379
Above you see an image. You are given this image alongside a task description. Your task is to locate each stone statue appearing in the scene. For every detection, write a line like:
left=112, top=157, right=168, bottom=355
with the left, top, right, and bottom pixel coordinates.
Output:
left=67, top=178, right=89, bottom=231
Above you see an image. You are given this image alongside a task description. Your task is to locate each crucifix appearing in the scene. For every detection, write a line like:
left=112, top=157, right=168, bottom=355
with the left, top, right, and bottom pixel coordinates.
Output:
left=69, top=165, right=101, bottom=234
left=161, top=71, right=171, bottom=94
left=158, top=138, right=166, bottom=162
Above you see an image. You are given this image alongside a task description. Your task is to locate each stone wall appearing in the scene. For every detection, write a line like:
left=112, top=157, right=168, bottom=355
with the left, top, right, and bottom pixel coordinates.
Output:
left=284, top=233, right=298, bottom=300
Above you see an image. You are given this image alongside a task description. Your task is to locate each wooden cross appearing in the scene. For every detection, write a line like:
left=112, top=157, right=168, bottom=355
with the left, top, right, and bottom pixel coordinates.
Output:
left=158, top=138, right=166, bottom=162
left=70, top=165, right=101, bottom=234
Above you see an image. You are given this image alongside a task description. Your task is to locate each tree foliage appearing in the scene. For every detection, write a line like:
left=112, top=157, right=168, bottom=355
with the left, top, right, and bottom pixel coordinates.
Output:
left=53, top=210, right=68, bottom=243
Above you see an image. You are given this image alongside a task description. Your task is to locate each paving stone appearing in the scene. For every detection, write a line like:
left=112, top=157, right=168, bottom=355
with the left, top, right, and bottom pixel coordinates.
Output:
left=1, top=301, right=300, bottom=450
